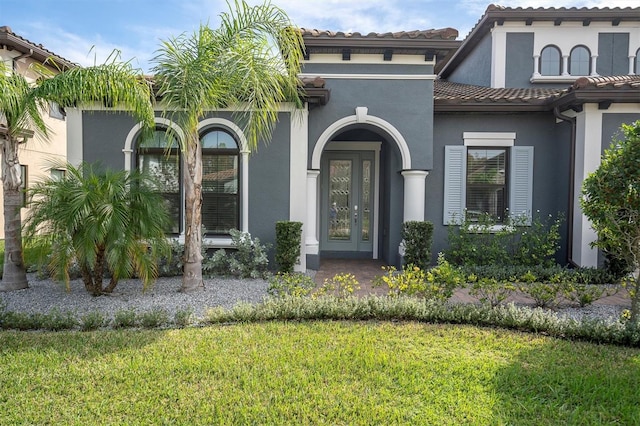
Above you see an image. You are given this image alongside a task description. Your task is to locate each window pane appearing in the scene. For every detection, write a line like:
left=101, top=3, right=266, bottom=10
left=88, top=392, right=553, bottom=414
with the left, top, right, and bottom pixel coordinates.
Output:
left=540, top=46, right=561, bottom=76
left=138, top=152, right=180, bottom=233
left=466, top=149, right=507, bottom=222
left=570, top=46, right=590, bottom=75
left=139, top=130, right=178, bottom=149
left=201, top=130, right=238, bottom=149
left=202, top=154, right=239, bottom=234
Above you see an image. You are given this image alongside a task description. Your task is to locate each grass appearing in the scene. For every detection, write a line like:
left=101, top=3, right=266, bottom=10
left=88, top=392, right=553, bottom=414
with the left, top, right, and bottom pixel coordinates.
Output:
left=1, top=321, right=639, bottom=424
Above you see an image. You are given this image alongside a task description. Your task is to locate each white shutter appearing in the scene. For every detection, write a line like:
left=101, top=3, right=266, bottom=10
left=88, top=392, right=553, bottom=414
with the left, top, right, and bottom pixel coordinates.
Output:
left=509, top=146, right=534, bottom=225
left=443, top=146, right=466, bottom=225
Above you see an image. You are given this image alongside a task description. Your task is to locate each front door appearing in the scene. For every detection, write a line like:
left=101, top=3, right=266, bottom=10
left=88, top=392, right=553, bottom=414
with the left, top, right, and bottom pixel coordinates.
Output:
left=321, top=151, right=375, bottom=254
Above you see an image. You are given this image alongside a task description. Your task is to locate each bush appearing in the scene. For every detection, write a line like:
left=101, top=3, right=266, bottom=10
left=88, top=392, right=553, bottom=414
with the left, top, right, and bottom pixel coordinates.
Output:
left=80, top=311, right=109, bottom=331
left=401, top=221, right=434, bottom=269
left=139, top=307, right=170, bottom=328
left=445, top=211, right=562, bottom=267
left=202, top=229, right=270, bottom=279
left=275, top=221, right=302, bottom=273
left=374, top=253, right=463, bottom=301
left=267, top=272, right=316, bottom=298
left=468, top=275, right=515, bottom=307
left=315, top=273, right=361, bottom=299
left=113, top=309, right=138, bottom=329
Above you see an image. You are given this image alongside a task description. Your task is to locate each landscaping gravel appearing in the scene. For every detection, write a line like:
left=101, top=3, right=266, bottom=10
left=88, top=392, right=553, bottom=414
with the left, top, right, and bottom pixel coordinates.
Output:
left=0, top=273, right=628, bottom=325
left=0, top=273, right=270, bottom=321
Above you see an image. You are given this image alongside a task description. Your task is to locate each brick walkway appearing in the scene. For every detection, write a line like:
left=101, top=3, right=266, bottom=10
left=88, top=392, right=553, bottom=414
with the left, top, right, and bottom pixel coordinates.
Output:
left=314, top=258, right=631, bottom=307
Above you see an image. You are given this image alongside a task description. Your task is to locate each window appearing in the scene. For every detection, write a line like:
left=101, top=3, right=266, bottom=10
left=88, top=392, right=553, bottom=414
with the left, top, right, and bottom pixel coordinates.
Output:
left=136, top=128, right=181, bottom=234
left=48, top=101, right=65, bottom=120
left=50, top=168, right=66, bottom=181
left=20, top=165, right=27, bottom=207
left=443, top=133, right=533, bottom=226
left=540, top=45, right=561, bottom=76
left=135, top=126, right=241, bottom=236
left=570, top=46, right=590, bottom=76
left=466, top=148, right=508, bottom=222
left=200, top=128, right=240, bottom=235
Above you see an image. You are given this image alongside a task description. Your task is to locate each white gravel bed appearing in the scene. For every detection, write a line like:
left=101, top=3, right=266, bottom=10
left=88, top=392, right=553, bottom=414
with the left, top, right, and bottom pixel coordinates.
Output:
left=0, top=273, right=628, bottom=325
left=0, top=273, right=270, bottom=321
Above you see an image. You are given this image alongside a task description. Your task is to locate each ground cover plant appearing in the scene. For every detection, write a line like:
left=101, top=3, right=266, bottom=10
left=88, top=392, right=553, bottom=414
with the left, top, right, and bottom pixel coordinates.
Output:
left=1, top=321, right=639, bottom=425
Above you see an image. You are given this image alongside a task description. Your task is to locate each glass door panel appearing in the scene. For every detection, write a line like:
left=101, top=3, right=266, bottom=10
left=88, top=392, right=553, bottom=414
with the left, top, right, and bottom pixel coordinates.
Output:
left=328, top=159, right=352, bottom=241
left=361, top=160, right=371, bottom=242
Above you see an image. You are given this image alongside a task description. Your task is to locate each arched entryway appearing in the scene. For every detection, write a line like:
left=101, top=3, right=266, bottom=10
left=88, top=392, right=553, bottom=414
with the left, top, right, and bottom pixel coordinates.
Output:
left=305, top=107, right=428, bottom=269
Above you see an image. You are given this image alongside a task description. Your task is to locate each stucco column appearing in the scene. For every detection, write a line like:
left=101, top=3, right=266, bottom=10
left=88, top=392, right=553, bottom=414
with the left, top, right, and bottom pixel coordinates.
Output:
left=532, top=54, right=541, bottom=78
left=590, top=55, right=598, bottom=76
left=241, top=150, right=249, bottom=233
left=629, top=55, right=636, bottom=75
left=562, top=55, right=570, bottom=76
left=305, top=170, right=320, bottom=255
left=401, top=170, right=428, bottom=222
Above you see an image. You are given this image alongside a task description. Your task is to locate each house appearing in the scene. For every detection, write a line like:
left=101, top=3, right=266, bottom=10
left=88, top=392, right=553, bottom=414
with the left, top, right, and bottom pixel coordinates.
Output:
left=67, top=5, right=640, bottom=271
left=0, top=26, right=74, bottom=238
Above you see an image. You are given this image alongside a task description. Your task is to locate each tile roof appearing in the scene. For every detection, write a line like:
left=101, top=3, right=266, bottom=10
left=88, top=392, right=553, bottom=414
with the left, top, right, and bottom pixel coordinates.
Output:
left=435, top=80, right=562, bottom=104
left=300, top=28, right=459, bottom=41
left=0, top=25, right=76, bottom=69
left=570, top=75, right=640, bottom=90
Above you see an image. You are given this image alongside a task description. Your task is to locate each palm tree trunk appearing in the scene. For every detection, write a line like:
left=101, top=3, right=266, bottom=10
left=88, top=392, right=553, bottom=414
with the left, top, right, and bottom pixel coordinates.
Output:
left=181, top=136, right=204, bottom=292
left=0, top=138, right=28, bottom=291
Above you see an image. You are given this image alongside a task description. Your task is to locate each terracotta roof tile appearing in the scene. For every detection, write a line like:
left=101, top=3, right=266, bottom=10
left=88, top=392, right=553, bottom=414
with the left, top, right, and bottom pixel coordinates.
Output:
left=301, top=28, right=459, bottom=41
left=434, top=80, right=563, bottom=103
left=571, top=75, right=640, bottom=90
left=0, top=25, right=76, bottom=68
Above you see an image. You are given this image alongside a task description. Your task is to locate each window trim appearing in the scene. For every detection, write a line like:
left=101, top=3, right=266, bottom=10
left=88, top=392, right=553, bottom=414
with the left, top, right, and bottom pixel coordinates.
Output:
left=444, top=133, right=533, bottom=227
left=539, top=45, right=562, bottom=76
left=569, top=45, right=591, bottom=76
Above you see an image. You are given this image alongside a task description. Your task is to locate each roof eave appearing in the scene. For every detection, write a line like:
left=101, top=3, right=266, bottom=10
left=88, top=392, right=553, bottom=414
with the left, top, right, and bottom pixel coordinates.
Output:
left=434, top=101, right=550, bottom=112
left=0, top=31, right=75, bottom=70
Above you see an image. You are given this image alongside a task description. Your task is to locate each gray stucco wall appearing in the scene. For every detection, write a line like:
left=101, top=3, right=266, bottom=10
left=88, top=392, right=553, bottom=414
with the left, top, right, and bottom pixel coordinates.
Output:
left=247, top=113, right=291, bottom=252
left=306, top=77, right=434, bottom=170
left=597, top=33, right=630, bottom=76
left=506, top=33, right=535, bottom=88
left=431, top=113, right=571, bottom=264
left=601, top=113, right=640, bottom=153
left=80, top=110, right=292, bottom=260
left=447, top=34, right=492, bottom=87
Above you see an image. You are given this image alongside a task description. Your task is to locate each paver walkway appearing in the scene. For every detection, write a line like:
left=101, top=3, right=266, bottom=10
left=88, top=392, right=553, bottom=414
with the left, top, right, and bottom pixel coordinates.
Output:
left=314, top=258, right=631, bottom=307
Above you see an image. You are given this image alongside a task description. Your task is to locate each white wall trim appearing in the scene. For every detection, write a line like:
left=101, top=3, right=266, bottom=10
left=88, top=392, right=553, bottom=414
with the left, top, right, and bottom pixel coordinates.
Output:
left=123, top=117, right=185, bottom=172
left=65, top=108, right=83, bottom=167
left=491, top=28, right=507, bottom=88
left=298, top=73, right=437, bottom=80
left=289, top=108, right=309, bottom=271
left=463, top=132, right=516, bottom=146
left=304, top=53, right=436, bottom=65
left=311, top=107, right=411, bottom=169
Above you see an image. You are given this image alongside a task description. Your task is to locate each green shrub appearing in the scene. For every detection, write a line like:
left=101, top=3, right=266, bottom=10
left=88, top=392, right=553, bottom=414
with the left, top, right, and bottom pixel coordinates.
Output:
left=468, top=275, right=515, bottom=307
left=113, top=309, right=138, bottom=329
left=202, top=229, right=270, bottom=278
left=374, top=253, right=463, bottom=301
left=315, top=273, right=361, bottom=299
left=565, top=283, right=617, bottom=307
left=401, top=221, right=434, bottom=269
left=446, top=211, right=563, bottom=267
left=174, top=307, right=195, bottom=327
left=267, top=272, right=316, bottom=298
left=42, top=309, right=78, bottom=331
left=275, top=221, right=302, bottom=273
left=80, top=311, right=109, bottom=331
left=139, top=307, right=170, bottom=328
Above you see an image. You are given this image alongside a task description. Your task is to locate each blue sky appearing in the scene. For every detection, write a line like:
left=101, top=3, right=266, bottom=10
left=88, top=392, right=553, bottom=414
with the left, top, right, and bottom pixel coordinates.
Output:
left=1, top=0, right=637, bottom=73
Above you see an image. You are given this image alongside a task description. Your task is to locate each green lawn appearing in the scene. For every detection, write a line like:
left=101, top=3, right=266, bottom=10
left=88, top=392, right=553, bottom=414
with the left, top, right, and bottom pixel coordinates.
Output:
left=1, top=321, right=639, bottom=424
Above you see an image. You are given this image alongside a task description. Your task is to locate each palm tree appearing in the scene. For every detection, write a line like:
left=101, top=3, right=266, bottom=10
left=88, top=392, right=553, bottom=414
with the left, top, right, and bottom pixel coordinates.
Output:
left=0, top=56, right=154, bottom=291
left=151, top=0, right=304, bottom=292
left=24, top=163, right=170, bottom=296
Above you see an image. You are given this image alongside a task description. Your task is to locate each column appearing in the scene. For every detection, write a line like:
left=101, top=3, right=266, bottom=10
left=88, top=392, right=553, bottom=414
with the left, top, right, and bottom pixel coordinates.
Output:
left=401, top=170, right=428, bottom=222
left=305, top=170, right=320, bottom=255
left=241, top=150, right=249, bottom=233
left=590, top=55, right=598, bottom=76
left=629, top=55, right=636, bottom=75
left=562, top=55, right=570, bottom=76
left=532, top=54, right=541, bottom=78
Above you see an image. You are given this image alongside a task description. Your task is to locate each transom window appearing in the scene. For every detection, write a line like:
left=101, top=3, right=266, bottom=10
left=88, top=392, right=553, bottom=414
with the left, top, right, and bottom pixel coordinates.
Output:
left=540, top=45, right=561, bottom=76
left=570, top=46, right=590, bottom=76
left=466, top=148, right=508, bottom=222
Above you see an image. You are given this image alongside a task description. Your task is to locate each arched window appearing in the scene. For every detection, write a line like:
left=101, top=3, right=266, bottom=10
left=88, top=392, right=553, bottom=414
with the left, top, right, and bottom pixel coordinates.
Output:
left=136, top=128, right=181, bottom=233
left=540, top=45, right=561, bottom=76
left=200, top=128, right=240, bottom=235
left=570, top=45, right=590, bottom=76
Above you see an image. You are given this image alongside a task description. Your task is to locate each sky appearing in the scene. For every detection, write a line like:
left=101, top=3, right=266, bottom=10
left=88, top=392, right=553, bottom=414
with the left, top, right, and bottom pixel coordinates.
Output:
left=1, top=0, right=638, bottom=73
